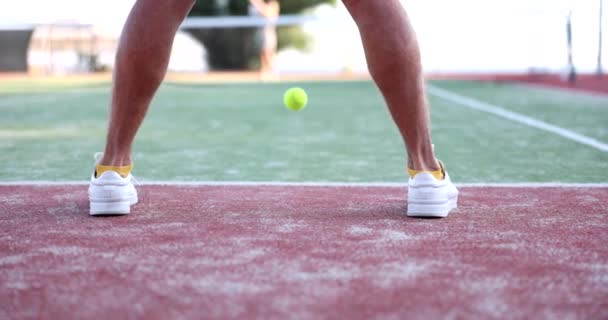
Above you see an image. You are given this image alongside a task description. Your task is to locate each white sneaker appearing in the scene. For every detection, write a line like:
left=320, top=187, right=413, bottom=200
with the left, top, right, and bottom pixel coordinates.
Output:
left=407, top=163, right=458, bottom=218
left=88, top=155, right=138, bottom=216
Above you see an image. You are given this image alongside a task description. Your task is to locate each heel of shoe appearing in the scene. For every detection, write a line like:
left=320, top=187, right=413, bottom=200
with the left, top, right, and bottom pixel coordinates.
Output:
left=407, top=202, right=452, bottom=218
left=90, top=200, right=131, bottom=215
left=407, top=194, right=458, bottom=218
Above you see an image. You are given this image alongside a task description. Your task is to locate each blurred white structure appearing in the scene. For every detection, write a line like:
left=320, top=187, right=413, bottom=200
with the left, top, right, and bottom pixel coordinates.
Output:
left=279, top=0, right=606, bottom=74
left=0, top=0, right=605, bottom=74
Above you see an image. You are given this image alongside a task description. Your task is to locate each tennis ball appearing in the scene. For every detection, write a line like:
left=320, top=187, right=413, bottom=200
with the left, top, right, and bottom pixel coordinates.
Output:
left=283, top=87, right=308, bottom=111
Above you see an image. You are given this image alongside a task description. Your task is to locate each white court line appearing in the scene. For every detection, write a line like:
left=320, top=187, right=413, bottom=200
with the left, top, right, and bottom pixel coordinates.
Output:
left=427, top=85, right=608, bottom=152
left=0, top=181, right=607, bottom=188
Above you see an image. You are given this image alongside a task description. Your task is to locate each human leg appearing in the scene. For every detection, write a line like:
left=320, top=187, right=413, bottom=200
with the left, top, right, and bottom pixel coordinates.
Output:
left=101, top=0, right=195, bottom=167
left=342, top=0, right=457, bottom=217
left=89, top=0, right=195, bottom=215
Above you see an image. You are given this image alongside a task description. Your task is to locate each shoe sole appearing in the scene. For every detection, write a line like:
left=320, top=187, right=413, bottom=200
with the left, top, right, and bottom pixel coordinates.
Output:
left=89, top=197, right=138, bottom=216
left=407, top=196, right=458, bottom=218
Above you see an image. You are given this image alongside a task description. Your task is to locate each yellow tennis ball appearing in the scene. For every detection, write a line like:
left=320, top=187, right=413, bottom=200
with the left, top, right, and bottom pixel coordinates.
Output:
left=283, top=87, right=308, bottom=111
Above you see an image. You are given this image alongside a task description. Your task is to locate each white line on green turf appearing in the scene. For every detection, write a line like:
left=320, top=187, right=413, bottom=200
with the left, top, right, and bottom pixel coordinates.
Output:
left=1, top=181, right=607, bottom=188
left=427, top=85, right=608, bottom=153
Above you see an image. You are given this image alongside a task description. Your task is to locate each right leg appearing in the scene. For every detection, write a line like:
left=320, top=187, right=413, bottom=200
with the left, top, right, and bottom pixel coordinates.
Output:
left=101, top=0, right=195, bottom=167
left=90, top=0, right=194, bottom=215
left=342, top=0, right=437, bottom=172
left=342, top=0, right=457, bottom=217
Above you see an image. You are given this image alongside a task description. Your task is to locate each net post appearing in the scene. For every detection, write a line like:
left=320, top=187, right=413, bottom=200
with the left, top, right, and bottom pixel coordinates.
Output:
left=566, top=11, right=576, bottom=84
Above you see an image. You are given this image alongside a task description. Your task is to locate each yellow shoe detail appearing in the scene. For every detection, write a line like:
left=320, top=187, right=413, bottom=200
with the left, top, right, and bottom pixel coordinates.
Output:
left=95, top=163, right=133, bottom=178
left=408, top=160, right=445, bottom=180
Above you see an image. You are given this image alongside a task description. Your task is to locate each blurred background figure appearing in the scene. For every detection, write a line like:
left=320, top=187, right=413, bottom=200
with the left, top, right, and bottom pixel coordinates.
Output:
left=249, top=0, right=280, bottom=80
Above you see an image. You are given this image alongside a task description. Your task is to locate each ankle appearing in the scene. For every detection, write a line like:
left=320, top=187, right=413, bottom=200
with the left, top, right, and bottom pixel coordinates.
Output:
left=407, top=156, right=444, bottom=180
left=95, top=162, right=133, bottom=178
left=407, top=158, right=440, bottom=172
left=100, top=150, right=132, bottom=167
left=407, top=141, right=439, bottom=171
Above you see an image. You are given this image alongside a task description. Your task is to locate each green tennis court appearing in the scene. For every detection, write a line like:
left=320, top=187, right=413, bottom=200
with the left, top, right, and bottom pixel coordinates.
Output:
left=2, top=76, right=608, bottom=319
left=2, top=79, right=607, bottom=183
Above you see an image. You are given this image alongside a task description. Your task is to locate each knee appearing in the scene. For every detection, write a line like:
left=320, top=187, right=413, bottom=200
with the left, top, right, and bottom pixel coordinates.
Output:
left=178, top=0, right=196, bottom=7
left=141, top=0, right=195, bottom=6
left=341, top=0, right=379, bottom=20
left=139, top=0, right=195, bottom=18
left=341, top=0, right=361, bottom=6
left=341, top=0, right=362, bottom=12
left=171, top=0, right=196, bottom=14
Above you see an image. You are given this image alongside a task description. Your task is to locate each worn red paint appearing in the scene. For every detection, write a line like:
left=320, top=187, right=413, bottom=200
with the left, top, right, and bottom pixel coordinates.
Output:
left=1, top=185, right=607, bottom=319
left=427, top=73, right=608, bottom=95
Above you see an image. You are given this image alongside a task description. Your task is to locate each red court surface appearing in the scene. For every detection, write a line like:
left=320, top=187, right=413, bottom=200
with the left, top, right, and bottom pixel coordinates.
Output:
left=495, top=74, right=608, bottom=95
left=428, top=73, right=608, bottom=95
left=1, top=185, right=607, bottom=319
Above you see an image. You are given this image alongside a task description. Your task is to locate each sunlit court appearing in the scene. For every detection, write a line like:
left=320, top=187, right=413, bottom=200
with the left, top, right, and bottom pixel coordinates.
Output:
left=1, top=0, right=607, bottom=319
